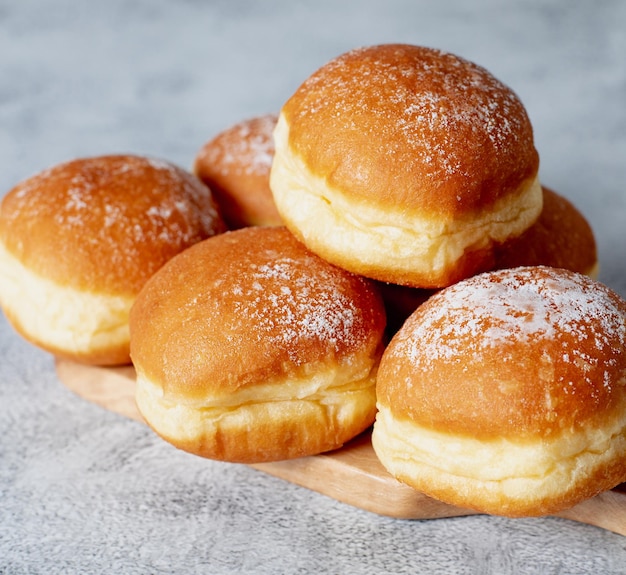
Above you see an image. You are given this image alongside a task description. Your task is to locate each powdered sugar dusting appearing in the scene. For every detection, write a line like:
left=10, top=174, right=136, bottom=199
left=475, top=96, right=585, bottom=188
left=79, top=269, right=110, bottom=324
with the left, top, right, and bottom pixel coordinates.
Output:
left=204, top=114, right=276, bottom=177
left=286, top=44, right=536, bottom=210
left=207, top=230, right=382, bottom=365
left=228, top=249, right=374, bottom=365
left=394, top=266, right=626, bottom=390
left=298, top=46, right=524, bottom=175
left=1, top=154, right=225, bottom=292
left=7, top=155, right=220, bottom=239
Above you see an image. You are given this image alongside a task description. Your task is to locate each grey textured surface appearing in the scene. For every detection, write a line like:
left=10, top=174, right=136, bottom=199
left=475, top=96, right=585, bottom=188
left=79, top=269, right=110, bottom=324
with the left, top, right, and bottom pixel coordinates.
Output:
left=1, top=1, right=626, bottom=573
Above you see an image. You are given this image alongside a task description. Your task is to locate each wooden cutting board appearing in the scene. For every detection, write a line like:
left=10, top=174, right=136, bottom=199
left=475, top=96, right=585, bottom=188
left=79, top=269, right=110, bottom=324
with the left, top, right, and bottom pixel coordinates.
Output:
left=55, top=358, right=626, bottom=535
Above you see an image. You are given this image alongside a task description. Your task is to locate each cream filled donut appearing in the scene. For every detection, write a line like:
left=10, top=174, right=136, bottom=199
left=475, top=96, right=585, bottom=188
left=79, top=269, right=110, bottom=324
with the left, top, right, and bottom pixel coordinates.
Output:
left=0, top=154, right=226, bottom=365
left=129, top=226, right=386, bottom=463
left=270, top=44, right=543, bottom=288
left=194, top=114, right=282, bottom=229
left=372, top=266, right=626, bottom=517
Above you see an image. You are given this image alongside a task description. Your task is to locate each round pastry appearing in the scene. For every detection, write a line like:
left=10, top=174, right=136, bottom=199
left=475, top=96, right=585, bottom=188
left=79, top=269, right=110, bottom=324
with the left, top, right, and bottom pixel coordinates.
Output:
left=270, top=43, right=543, bottom=288
left=0, top=154, right=226, bottom=365
left=372, top=266, right=626, bottom=517
left=493, top=186, right=598, bottom=277
left=194, top=114, right=282, bottom=229
left=130, top=226, right=386, bottom=463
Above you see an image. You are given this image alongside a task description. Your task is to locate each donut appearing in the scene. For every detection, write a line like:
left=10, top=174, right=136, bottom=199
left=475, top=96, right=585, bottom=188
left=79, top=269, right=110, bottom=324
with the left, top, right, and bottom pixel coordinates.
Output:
left=0, top=154, right=226, bottom=365
left=493, top=186, right=598, bottom=277
left=129, top=226, right=386, bottom=463
left=194, top=114, right=282, bottom=229
left=372, top=266, right=626, bottom=517
left=270, top=43, right=543, bottom=288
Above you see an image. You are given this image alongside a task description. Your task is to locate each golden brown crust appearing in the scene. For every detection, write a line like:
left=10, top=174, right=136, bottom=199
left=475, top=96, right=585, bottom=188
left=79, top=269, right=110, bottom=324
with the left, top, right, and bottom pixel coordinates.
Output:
left=130, top=226, right=386, bottom=462
left=0, top=154, right=226, bottom=296
left=130, top=226, right=386, bottom=399
left=0, top=154, right=226, bottom=365
left=194, top=114, right=282, bottom=229
left=373, top=266, right=626, bottom=516
left=378, top=266, right=626, bottom=440
left=281, top=44, right=539, bottom=218
left=271, top=44, right=543, bottom=288
left=493, top=186, right=598, bottom=276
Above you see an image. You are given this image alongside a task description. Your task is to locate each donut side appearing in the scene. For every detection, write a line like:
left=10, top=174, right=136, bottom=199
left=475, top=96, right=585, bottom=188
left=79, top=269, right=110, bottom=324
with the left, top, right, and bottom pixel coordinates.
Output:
left=0, top=240, right=133, bottom=364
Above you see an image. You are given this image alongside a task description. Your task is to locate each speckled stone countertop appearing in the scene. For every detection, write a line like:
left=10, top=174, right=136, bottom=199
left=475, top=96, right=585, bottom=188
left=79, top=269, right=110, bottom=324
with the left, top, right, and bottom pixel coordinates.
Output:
left=1, top=1, right=626, bottom=573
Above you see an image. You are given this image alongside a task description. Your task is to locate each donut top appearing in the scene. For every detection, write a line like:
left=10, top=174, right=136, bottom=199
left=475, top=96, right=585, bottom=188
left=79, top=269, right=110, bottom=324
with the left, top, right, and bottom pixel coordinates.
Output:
left=0, top=155, right=226, bottom=295
left=196, top=114, right=277, bottom=178
left=282, top=44, right=539, bottom=218
left=193, top=114, right=281, bottom=228
left=378, top=266, right=626, bottom=439
left=129, top=226, right=386, bottom=400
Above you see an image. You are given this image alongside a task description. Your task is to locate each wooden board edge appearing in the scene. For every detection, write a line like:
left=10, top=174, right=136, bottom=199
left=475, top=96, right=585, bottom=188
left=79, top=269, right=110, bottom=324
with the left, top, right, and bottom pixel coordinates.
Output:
left=54, top=358, right=626, bottom=534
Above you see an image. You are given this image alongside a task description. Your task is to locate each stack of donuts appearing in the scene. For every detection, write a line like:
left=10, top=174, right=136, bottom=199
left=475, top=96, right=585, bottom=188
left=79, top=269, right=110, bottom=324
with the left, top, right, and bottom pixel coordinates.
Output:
left=1, top=44, right=625, bottom=518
